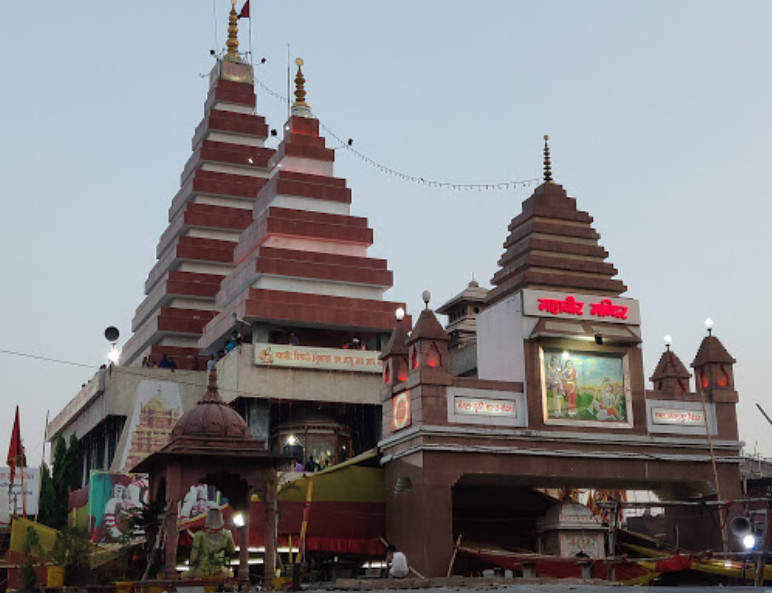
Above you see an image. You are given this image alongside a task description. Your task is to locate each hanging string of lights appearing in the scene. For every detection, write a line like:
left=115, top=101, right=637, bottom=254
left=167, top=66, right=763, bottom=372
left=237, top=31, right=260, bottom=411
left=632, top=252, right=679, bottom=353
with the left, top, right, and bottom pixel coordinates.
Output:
left=252, top=75, right=542, bottom=192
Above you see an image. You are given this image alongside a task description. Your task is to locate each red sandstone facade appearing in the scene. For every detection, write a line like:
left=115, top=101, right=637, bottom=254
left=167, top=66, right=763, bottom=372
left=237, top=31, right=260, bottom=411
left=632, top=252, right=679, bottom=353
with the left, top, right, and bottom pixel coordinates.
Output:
left=379, top=175, right=743, bottom=576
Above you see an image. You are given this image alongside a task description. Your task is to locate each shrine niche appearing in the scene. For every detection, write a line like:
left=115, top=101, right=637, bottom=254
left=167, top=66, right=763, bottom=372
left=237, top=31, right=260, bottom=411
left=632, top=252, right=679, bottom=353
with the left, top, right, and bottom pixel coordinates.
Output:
left=537, top=500, right=606, bottom=559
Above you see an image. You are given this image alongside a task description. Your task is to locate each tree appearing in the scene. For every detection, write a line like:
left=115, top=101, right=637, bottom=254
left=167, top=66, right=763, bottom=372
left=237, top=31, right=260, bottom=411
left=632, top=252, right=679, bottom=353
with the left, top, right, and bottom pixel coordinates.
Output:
left=37, top=463, right=57, bottom=528
left=39, top=435, right=81, bottom=529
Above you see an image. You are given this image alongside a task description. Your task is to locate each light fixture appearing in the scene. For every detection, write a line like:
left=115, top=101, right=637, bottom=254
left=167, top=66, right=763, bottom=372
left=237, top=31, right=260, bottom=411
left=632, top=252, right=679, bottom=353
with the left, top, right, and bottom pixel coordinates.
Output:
left=108, top=346, right=121, bottom=364
left=742, top=533, right=756, bottom=550
left=562, top=350, right=570, bottom=360
left=395, top=307, right=405, bottom=321
left=664, top=334, right=673, bottom=346
left=704, top=318, right=714, bottom=335
left=286, top=434, right=297, bottom=446
left=247, top=157, right=254, bottom=164
left=233, top=512, right=245, bottom=527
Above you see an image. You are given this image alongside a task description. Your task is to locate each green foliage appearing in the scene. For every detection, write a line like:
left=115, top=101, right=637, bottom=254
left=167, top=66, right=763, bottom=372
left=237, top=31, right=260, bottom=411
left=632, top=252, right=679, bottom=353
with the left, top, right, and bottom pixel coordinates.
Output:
left=49, top=527, right=90, bottom=585
left=37, top=463, right=58, bottom=528
left=39, top=435, right=81, bottom=529
left=21, top=526, right=42, bottom=592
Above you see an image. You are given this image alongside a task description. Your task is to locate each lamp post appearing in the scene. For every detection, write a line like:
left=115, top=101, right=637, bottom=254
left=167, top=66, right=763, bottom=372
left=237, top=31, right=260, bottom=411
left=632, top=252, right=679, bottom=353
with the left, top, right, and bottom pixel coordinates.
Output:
left=105, top=326, right=120, bottom=364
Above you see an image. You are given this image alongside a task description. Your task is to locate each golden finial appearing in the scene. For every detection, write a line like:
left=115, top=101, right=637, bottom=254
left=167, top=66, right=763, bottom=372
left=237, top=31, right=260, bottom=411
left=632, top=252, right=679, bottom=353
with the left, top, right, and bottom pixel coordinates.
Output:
left=226, top=0, right=239, bottom=60
left=543, top=134, right=553, bottom=182
left=292, top=57, right=311, bottom=117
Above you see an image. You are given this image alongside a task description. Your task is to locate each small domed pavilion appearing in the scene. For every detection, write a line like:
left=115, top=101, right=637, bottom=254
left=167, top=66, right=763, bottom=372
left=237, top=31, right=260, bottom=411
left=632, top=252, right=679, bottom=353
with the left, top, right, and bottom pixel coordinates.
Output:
left=133, top=367, right=284, bottom=586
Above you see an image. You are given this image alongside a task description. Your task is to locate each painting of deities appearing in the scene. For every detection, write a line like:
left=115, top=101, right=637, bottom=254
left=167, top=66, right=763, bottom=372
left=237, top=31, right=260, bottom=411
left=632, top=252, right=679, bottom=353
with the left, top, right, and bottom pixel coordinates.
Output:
left=544, top=351, right=626, bottom=422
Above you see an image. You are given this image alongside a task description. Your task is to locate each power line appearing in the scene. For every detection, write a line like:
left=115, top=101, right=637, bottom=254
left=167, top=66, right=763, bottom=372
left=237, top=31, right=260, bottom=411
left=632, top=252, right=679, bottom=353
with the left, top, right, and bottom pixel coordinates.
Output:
left=0, top=347, right=294, bottom=402
left=252, top=74, right=542, bottom=192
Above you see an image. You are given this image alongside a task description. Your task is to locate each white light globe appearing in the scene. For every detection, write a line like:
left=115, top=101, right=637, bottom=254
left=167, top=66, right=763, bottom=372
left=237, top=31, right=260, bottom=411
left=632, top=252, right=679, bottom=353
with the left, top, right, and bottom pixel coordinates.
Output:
left=286, top=434, right=297, bottom=446
left=704, top=317, right=714, bottom=330
left=107, top=347, right=121, bottom=364
left=561, top=350, right=570, bottom=360
left=743, top=534, right=756, bottom=550
left=664, top=334, right=673, bottom=346
left=233, top=513, right=245, bottom=527
left=395, top=307, right=405, bottom=321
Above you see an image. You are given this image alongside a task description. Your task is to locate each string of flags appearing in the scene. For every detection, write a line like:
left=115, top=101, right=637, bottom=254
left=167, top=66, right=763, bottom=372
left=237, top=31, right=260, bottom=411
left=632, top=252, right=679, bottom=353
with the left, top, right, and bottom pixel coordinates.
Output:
left=252, top=75, right=542, bottom=192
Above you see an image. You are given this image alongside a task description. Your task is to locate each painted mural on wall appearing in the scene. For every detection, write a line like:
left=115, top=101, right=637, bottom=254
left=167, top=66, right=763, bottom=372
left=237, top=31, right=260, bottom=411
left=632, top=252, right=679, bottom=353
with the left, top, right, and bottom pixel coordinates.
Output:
left=88, top=471, right=149, bottom=542
left=117, top=380, right=183, bottom=471
left=542, top=350, right=626, bottom=422
left=180, top=483, right=222, bottom=520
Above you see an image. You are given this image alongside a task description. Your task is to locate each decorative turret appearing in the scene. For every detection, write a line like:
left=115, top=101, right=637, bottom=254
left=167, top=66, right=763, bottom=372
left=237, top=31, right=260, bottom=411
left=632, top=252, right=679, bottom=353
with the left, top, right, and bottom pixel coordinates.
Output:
left=406, top=291, right=450, bottom=376
left=650, top=340, right=691, bottom=395
left=691, top=322, right=737, bottom=403
left=543, top=135, right=553, bottom=182
left=225, top=0, right=240, bottom=60
left=380, top=307, right=410, bottom=390
left=291, top=58, right=312, bottom=118
left=436, top=280, right=488, bottom=348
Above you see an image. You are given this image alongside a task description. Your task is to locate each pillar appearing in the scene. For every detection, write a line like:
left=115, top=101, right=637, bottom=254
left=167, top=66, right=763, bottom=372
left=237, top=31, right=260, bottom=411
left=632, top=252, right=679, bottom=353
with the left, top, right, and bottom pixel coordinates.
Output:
left=239, top=522, right=249, bottom=590
left=262, top=469, right=278, bottom=589
left=163, top=501, right=179, bottom=580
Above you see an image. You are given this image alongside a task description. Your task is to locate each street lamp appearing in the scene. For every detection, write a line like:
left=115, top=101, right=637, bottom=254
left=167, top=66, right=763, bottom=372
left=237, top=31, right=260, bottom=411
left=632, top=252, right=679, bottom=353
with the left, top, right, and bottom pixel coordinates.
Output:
left=105, top=326, right=120, bottom=365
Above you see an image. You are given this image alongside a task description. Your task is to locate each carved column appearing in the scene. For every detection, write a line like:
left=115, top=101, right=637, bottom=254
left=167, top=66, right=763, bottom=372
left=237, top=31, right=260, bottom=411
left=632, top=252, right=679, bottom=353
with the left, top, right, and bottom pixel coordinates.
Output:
left=163, top=500, right=180, bottom=579
left=239, top=519, right=250, bottom=590
left=262, top=468, right=278, bottom=588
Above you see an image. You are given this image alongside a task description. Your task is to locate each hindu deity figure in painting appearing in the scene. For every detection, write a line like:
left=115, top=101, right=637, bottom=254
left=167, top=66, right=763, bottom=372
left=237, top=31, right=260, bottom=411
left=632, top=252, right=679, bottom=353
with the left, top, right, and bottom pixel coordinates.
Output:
left=563, top=360, right=578, bottom=417
left=547, top=355, right=565, bottom=416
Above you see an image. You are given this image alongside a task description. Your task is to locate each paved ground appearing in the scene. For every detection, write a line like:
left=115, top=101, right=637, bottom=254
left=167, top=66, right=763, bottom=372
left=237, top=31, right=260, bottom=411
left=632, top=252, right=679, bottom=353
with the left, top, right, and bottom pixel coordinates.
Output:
left=318, top=587, right=766, bottom=592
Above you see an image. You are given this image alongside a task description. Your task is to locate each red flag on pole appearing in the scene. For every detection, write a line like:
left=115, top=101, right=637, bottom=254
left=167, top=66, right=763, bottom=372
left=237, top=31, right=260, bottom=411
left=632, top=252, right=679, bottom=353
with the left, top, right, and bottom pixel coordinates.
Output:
left=238, top=0, right=250, bottom=18
left=7, top=406, right=21, bottom=486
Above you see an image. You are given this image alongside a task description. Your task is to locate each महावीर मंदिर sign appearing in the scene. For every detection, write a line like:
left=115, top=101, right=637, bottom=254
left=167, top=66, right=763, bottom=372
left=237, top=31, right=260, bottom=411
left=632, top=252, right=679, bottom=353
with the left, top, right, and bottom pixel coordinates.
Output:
left=454, top=397, right=517, bottom=418
left=254, top=343, right=383, bottom=373
left=652, top=408, right=706, bottom=426
left=522, top=289, right=641, bottom=325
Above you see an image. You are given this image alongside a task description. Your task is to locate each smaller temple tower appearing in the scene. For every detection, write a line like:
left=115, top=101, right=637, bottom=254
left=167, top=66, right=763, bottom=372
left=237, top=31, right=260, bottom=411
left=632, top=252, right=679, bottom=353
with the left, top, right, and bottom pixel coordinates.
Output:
left=650, top=341, right=691, bottom=395
left=436, top=280, right=488, bottom=348
left=691, top=325, right=739, bottom=440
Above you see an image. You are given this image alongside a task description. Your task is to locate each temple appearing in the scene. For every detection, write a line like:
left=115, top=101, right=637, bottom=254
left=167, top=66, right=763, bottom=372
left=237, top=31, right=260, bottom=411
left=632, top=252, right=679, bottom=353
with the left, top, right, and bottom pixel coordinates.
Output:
left=378, top=137, right=743, bottom=575
left=46, top=11, right=748, bottom=584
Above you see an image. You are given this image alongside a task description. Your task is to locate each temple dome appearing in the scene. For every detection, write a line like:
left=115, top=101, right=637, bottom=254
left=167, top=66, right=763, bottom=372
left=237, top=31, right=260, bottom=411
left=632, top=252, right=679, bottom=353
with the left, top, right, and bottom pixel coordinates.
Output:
left=171, top=368, right=251, bottom=439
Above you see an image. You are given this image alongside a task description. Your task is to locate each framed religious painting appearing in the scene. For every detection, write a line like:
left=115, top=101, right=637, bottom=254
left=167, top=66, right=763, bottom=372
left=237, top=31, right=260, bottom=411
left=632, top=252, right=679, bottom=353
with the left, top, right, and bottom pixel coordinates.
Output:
left=539, top=347, right=633, bottom=428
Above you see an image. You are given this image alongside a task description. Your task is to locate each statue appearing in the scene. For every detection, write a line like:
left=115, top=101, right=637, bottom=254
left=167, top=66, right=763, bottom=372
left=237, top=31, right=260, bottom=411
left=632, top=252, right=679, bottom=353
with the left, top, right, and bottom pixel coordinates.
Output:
left=189, top=508, right=236, bottom=578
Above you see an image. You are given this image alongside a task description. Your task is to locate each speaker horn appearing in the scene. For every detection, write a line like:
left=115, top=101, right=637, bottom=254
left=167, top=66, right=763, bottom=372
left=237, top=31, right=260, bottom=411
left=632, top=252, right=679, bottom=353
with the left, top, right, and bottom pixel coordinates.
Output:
left=729, top=515, right=752, bottom=537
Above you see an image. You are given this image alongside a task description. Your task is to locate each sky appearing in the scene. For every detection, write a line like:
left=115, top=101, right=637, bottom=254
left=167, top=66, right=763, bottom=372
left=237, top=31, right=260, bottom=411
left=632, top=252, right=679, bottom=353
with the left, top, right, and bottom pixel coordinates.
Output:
left=0, top=1, right=770, bottom=465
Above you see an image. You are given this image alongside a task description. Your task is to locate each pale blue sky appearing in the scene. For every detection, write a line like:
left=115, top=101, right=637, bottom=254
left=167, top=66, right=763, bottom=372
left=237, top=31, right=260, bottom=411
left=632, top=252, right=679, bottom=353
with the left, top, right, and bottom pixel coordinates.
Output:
left=1, top=1, right=770, bottom=463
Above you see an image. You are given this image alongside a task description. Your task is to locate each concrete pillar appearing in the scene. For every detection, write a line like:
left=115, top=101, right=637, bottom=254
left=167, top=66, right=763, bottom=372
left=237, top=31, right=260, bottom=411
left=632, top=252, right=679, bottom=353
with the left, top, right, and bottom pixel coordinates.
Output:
left=163, top=501, right=179, bottom=579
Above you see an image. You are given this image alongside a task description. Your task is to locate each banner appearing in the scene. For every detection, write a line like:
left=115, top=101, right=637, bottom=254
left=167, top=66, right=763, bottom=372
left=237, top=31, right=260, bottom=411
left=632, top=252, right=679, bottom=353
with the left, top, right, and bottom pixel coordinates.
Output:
left=116, top=380, right=184, bottom=472
left=88, top=471, right=149, bottom=542
left=255, top=343, right=382, bottom=373
left=0, top=467, right=40, bottom=519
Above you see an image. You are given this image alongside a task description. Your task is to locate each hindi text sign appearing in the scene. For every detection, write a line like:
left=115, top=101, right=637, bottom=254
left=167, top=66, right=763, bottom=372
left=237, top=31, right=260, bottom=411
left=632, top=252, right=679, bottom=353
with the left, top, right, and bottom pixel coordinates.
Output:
left=255, top=343, right=382, bottom=373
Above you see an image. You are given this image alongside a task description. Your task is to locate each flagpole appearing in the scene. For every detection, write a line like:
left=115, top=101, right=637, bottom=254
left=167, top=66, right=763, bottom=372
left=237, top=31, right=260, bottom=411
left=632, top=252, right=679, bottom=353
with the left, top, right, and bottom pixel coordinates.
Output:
left=248, top=2, right=253, bottom=65
left=20, top=458, right=26, bottom=517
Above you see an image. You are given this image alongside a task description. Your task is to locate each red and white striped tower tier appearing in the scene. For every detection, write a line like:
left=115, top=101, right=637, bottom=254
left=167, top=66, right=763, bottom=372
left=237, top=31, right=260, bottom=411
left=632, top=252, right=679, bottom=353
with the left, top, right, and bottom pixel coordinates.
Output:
left=122, top=52, right=274, bottom=369
left=199, top=58, right=408, bottom=351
